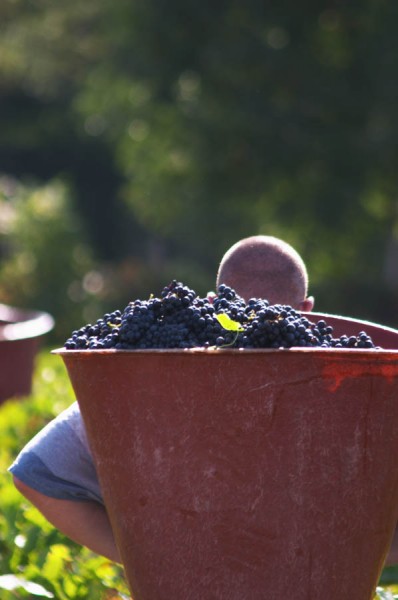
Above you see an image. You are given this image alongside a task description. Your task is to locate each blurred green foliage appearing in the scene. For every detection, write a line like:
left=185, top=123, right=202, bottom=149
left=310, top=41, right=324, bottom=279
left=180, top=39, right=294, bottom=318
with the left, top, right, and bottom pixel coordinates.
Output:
left=1, top=1, right=398, bottom=341
left=0, top=177, right=102, bottom=341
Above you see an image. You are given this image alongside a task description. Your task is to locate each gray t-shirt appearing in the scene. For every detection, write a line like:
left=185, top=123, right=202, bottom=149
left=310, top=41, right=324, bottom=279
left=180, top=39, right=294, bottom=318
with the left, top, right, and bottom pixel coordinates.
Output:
left=9, top=402, right=103, bottom=504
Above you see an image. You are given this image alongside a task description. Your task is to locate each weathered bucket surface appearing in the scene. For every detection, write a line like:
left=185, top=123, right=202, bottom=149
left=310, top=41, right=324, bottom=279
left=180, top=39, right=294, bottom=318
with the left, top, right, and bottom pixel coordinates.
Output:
left=55, top=313, right=398, bottom=600
left=0, top=304, right=54, bottom=403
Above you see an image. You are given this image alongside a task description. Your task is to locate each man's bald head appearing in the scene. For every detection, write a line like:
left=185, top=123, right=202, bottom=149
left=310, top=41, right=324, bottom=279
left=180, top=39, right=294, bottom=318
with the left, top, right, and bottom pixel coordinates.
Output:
left=216, top=235, right=313, bottom=310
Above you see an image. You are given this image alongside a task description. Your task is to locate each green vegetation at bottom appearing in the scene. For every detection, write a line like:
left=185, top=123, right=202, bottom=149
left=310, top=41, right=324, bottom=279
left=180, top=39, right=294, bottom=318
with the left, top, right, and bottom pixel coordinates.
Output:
left=0, top=349, right=129, bottom=599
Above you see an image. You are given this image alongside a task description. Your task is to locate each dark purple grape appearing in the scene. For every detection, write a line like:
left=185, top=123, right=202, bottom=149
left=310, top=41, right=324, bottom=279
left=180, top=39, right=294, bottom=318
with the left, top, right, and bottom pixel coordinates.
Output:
left=63, top=281, right=379, bottom=351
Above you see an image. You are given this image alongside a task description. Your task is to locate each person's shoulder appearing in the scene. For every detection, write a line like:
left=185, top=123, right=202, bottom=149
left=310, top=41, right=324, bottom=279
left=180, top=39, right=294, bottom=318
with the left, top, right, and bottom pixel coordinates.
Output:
left=59, top=402, right=88, bottom=443
left=31, top=402, right=83, bottom=440
left=62, top=401, right=82, bottom=421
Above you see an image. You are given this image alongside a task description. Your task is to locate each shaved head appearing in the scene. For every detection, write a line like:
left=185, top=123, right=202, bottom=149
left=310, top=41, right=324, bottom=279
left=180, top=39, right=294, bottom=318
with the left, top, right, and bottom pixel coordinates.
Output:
left=216, top=235, right=310, bottom=309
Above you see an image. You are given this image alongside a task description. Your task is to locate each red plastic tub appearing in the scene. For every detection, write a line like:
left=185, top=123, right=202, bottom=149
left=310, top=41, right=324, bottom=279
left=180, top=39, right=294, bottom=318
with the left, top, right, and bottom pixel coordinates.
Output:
left=55, top=312, right=398, bottom=600
left=0, top=304, right=54, bottom=403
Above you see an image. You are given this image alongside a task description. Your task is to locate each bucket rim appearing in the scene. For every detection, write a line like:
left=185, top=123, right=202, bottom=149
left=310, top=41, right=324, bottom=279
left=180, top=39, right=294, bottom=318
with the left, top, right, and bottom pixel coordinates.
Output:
left=0, top=305, right=54, bottom=341
left=51, top=346, right=398, bottom=357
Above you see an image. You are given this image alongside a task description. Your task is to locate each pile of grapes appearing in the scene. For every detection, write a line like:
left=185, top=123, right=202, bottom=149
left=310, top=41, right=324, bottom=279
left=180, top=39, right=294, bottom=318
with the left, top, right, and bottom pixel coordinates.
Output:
left=64, top=281, right=378, bottom=351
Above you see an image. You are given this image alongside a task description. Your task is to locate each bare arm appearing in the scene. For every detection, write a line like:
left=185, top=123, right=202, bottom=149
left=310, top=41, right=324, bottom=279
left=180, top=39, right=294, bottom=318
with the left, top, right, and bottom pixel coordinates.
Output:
left=13, top=476, right=120, bottom=563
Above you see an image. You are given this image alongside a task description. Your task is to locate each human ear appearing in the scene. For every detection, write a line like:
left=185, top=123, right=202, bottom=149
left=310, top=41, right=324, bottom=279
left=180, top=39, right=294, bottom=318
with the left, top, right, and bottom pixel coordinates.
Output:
left=300, top=296, right=314, bottom=312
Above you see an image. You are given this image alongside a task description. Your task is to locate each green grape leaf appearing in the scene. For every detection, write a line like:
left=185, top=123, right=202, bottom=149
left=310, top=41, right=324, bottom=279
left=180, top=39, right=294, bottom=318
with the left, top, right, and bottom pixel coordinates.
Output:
left=216, top=313, right=244, bottom=332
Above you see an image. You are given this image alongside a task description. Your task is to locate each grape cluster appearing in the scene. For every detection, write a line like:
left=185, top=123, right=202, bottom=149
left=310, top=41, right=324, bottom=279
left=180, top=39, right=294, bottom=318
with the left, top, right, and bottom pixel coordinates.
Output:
left=64, top=281, right=378, bottom=351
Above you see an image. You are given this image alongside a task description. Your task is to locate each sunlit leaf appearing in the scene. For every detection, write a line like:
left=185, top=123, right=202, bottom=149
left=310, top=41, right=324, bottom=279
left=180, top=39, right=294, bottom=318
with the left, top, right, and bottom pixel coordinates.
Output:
left=215, top=313, right=244, bottom=332
left=63, top=577, right=79, bottom=597
left=42, top=545, right=67, bottom=581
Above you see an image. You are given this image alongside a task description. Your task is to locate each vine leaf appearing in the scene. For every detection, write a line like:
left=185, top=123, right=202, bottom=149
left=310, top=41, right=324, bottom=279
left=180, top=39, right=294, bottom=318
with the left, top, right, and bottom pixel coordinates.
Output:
left=216, top=313, right=244, bottom=332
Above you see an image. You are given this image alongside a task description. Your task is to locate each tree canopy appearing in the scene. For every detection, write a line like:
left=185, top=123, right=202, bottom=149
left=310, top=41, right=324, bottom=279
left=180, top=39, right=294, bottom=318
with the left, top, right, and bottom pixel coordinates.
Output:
left=1, top=0, right=398, bottom=337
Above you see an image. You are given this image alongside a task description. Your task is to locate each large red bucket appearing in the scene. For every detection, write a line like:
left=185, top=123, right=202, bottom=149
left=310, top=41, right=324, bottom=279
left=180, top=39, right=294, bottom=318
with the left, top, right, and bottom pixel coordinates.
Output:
left=0, top=304, right=54, bottom=403
left=55, top=313, right=398, bottom=600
